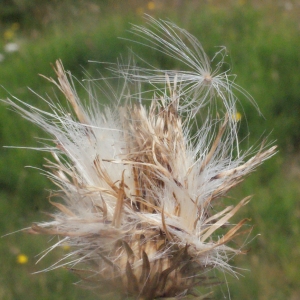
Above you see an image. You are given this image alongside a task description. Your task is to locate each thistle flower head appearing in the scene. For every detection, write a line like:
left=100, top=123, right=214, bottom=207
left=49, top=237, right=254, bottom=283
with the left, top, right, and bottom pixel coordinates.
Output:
left=4, top=17, right=276, bottom=299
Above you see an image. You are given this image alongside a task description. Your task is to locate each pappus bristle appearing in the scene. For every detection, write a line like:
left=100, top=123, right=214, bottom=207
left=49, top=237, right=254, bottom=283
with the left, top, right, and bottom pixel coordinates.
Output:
left=3, top=17, right=276, bottom=299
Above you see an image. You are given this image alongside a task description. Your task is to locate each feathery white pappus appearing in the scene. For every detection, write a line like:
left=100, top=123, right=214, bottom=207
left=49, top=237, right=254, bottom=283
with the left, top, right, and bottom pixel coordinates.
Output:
left=4, top=16, right=276, bottom=299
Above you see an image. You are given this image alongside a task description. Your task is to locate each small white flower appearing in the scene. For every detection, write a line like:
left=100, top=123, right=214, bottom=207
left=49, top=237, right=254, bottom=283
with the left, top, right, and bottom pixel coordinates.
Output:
left=4, top=42, right=19, bottom=53
left=4, top=17, right=276, bottom=299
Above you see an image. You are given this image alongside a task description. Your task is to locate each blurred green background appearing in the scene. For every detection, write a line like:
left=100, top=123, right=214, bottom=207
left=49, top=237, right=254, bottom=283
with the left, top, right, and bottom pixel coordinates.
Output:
left=0, top=0, right=299, bottom=299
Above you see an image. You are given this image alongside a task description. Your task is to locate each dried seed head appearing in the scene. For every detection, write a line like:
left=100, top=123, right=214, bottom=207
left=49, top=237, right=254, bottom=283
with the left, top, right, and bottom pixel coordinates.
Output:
left=4, top=17, right=276, bottom=299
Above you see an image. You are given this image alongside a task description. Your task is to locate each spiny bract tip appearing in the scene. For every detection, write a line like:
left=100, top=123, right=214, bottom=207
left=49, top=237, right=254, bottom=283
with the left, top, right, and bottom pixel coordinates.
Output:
left=5, top=17, right=276, bottom=299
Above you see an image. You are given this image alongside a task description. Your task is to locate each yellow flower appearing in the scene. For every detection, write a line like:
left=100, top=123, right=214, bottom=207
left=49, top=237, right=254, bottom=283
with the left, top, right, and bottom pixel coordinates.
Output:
left=62, top=244, right=70, bottom=251
left=147, top=1, right=155, bottom=10
left=233, top=111, right=242, bottom=121
left=17, top=254, right=28, bottom=264
left=4, top=30, right=14, bottom=41
left=11, top=23, right=20, bottom=31
left=136, top=7, right=144, bottom=15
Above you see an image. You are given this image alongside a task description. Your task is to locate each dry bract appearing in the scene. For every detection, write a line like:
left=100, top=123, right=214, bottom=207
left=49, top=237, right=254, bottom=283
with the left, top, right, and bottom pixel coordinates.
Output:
left=5, top=17, right=276, bottom=299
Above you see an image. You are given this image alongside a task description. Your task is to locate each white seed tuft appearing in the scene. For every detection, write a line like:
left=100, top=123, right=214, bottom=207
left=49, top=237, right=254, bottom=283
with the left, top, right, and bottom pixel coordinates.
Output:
left=4, top=17, right=276, bottom=299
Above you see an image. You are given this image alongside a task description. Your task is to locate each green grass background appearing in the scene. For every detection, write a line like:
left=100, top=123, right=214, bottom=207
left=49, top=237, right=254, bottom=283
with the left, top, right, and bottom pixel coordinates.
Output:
left=0, top=1, right=299, bottom=299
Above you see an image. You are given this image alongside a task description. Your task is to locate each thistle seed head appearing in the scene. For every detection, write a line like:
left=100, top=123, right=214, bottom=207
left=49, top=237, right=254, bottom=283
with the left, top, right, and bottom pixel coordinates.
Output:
left=4, top=17, right=276, bottom=299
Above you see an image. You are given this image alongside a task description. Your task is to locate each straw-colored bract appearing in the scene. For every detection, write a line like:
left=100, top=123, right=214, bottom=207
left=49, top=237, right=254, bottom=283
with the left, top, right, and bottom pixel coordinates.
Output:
left=4, top=17, right=276, bottom=299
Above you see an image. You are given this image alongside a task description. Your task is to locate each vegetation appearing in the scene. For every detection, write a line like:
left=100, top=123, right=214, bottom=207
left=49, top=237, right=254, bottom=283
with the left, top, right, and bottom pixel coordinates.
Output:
left=0, top=1, right=299, bottom=299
